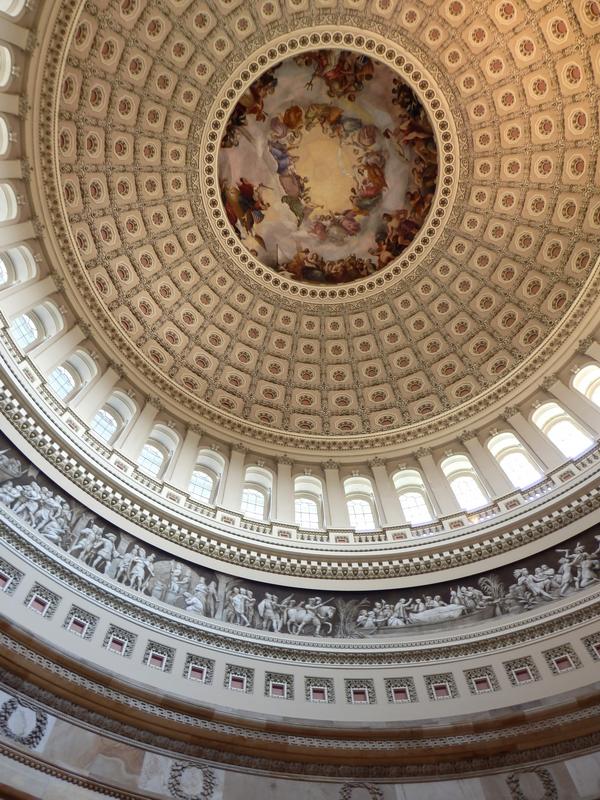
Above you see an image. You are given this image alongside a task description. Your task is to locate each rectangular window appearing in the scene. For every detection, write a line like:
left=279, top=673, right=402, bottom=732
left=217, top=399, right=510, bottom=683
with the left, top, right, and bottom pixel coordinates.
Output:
left=188, top=664, right=207, bottom=683
left=472, top=676, right=492, bottom=694
left=29, top=595, right=49, bottom=616
left=310, top=686, right=328, bottom=703
left=351, top=687, right=369, bottom=704
left=432, top=682, right=450, bottom=699
left=270, top=681, right=287, bottom=698
left=553, top=655, right=574, bottom=673
left=68, top=617, right=88, bottom=637
left=513, top=667, right=533, bottom=684
left=593, top=643, right=600, bottom=659
left=392, top=686, right=410, bottom=703
left=147, top=651, right=166, bottom=671
left=229, top=674, right=246, bottom=692
left=107, top=636, right=126, bottom=655
left=0, top=571, right=11, bottom=591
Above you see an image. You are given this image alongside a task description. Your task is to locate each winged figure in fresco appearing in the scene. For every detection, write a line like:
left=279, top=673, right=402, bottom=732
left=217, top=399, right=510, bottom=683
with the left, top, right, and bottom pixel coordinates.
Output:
left=221, top=178, right=270, bottom=250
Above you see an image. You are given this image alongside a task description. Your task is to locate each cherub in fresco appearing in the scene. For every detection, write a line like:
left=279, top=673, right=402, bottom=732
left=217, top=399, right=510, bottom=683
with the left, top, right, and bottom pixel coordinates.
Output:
left=221, top=178, right=270, bottom=249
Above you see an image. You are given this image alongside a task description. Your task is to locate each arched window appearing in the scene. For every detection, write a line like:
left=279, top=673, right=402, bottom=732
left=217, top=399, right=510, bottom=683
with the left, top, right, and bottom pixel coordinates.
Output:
left=0, top=182, right=17, bottom=222
left=532, top=402, right=593, bottom=459
left=90, top=408, right=118, bottom=442
left=487, top=432, right=542, bottom=489
left=188, top=470, right=213, bottom=501
left=137, top=443, right=164, bottom=476
left=0, top=244, right=37, bottom=287
left=393, top=469, right=433, bottom=525
left=10, top=312, right=37, bottom=349
left=344, top=476, right=377, bottom=530
left=573, top=364, right=600, bottom=408
left=240, top=465, right=272, bottom=521
left=295, top=497, right=319, bottom=529
left=294, top=474, right=324, bottom=529
left=189, top=448, right=224, bottom=503
left=241, top=487, right=265, bottom=520
left=0, top=116, right=10, bottom=156
left=48, top=365, right=76, bottom=400
left=0, top=46, right=12, bottom=89
left=0, top=1, right=27, bottom=18
left=441, top=455, right=489, bottom=511
left=90, top=391, right=135, bottom=444
left=137, top=424, right=179, bottom=478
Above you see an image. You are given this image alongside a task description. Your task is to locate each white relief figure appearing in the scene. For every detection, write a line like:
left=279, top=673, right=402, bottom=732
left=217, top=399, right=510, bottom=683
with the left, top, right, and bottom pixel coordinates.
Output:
left=114, top=545, right=139, bottom=584
left=191, top=576, right=209, bottom=615
left=387, top=598, right=414, bottom=627
left=31, top=486, right=61, bottom=529
left=258, top=593, right=288, bottom=632
left=69, top=523, right=102, bottom=562
left=183, top=591, right=205, bottom=614
left=0, top=449, right=26, bottom=479
left=0, top=480, right=21, bottom=505
left=90, top=532, right=119, bottom=573
left=128, top=549, right=156, bottom=593
left=39, top=507, right=70, bottom=544
left=161, top=561, right=189, bottom=604
left=227, top=586, right=250, bottom=626
left=12, top=482, right=42, bottom=525
left=286, top=596, right=335, bottom=636
left=205, top=580, right=218, bottom=618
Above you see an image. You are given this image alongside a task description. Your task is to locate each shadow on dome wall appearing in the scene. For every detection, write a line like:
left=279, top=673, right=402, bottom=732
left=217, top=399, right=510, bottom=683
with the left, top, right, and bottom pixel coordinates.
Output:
left=0, top=430, right=599, bottom=639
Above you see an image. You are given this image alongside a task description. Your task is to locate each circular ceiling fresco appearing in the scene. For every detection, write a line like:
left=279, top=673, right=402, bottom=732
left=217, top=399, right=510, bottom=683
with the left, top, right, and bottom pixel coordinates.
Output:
left=217, top=49, right=437, bottom=284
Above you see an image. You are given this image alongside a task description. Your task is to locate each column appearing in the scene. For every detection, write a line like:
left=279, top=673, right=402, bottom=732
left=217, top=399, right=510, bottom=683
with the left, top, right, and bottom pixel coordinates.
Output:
left=504, top=408, right=564, bottom=471
left=416, top=449, right=461, bottom=516
left=116, top=400, right=159, bottom=462
left=220, top=444, right=246, bottom=512
left=165, top=427, right=201, bottom=489
left=275, top=457, right=294, bottom=524
left=0, top=220, right=35, bottom=248
left=70, top=365, right=120, bottom=422
left=545, top=377, right=600, bottom=435
left=0, top=20, right=31, bottom=49
left=583, top=338, right=600, bottom=365
left=0, top=160, right=22, bottom=180
left=370, top=458, right=404, bottom=525
left=324, top=461, right=351, bottom=527
left=0, top=274, right=55, bottom=318
left=462, top=434, right=513, bottom=497
left=29, top=324, right=85, bottom=374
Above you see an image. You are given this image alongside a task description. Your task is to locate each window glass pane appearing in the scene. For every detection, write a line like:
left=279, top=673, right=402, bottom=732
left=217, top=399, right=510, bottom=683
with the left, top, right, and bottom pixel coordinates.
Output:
left=48, top=366, right=75, bottom=399
left=189, top=470, right=213, bottom=501
left=10, top=313, right=36, bottom=348
left=347, top=498, right=375, bottom=530
left=499, top=452, right=541, bottom=489
left=399, top=491, right=432, bottom=524
left=241, top=488, right=265, bottom=520
left=138, top=443, right=164, bottom=476
left=449, top=476, right=487, bottom=511
left=90, top=408, right=118, bottom=441
left=546, top=419, right=592, bottom=458
left=295, top=497, right=319, bottom=529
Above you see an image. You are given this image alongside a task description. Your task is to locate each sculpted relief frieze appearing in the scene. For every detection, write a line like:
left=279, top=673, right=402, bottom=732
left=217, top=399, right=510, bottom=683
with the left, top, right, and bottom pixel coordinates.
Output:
left=1, top=431, right=599, bottom=641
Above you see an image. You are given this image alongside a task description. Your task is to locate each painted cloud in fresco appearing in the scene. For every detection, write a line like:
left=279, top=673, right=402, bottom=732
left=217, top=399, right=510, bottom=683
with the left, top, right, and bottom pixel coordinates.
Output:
left=218, top=50, right=438, bottom=284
